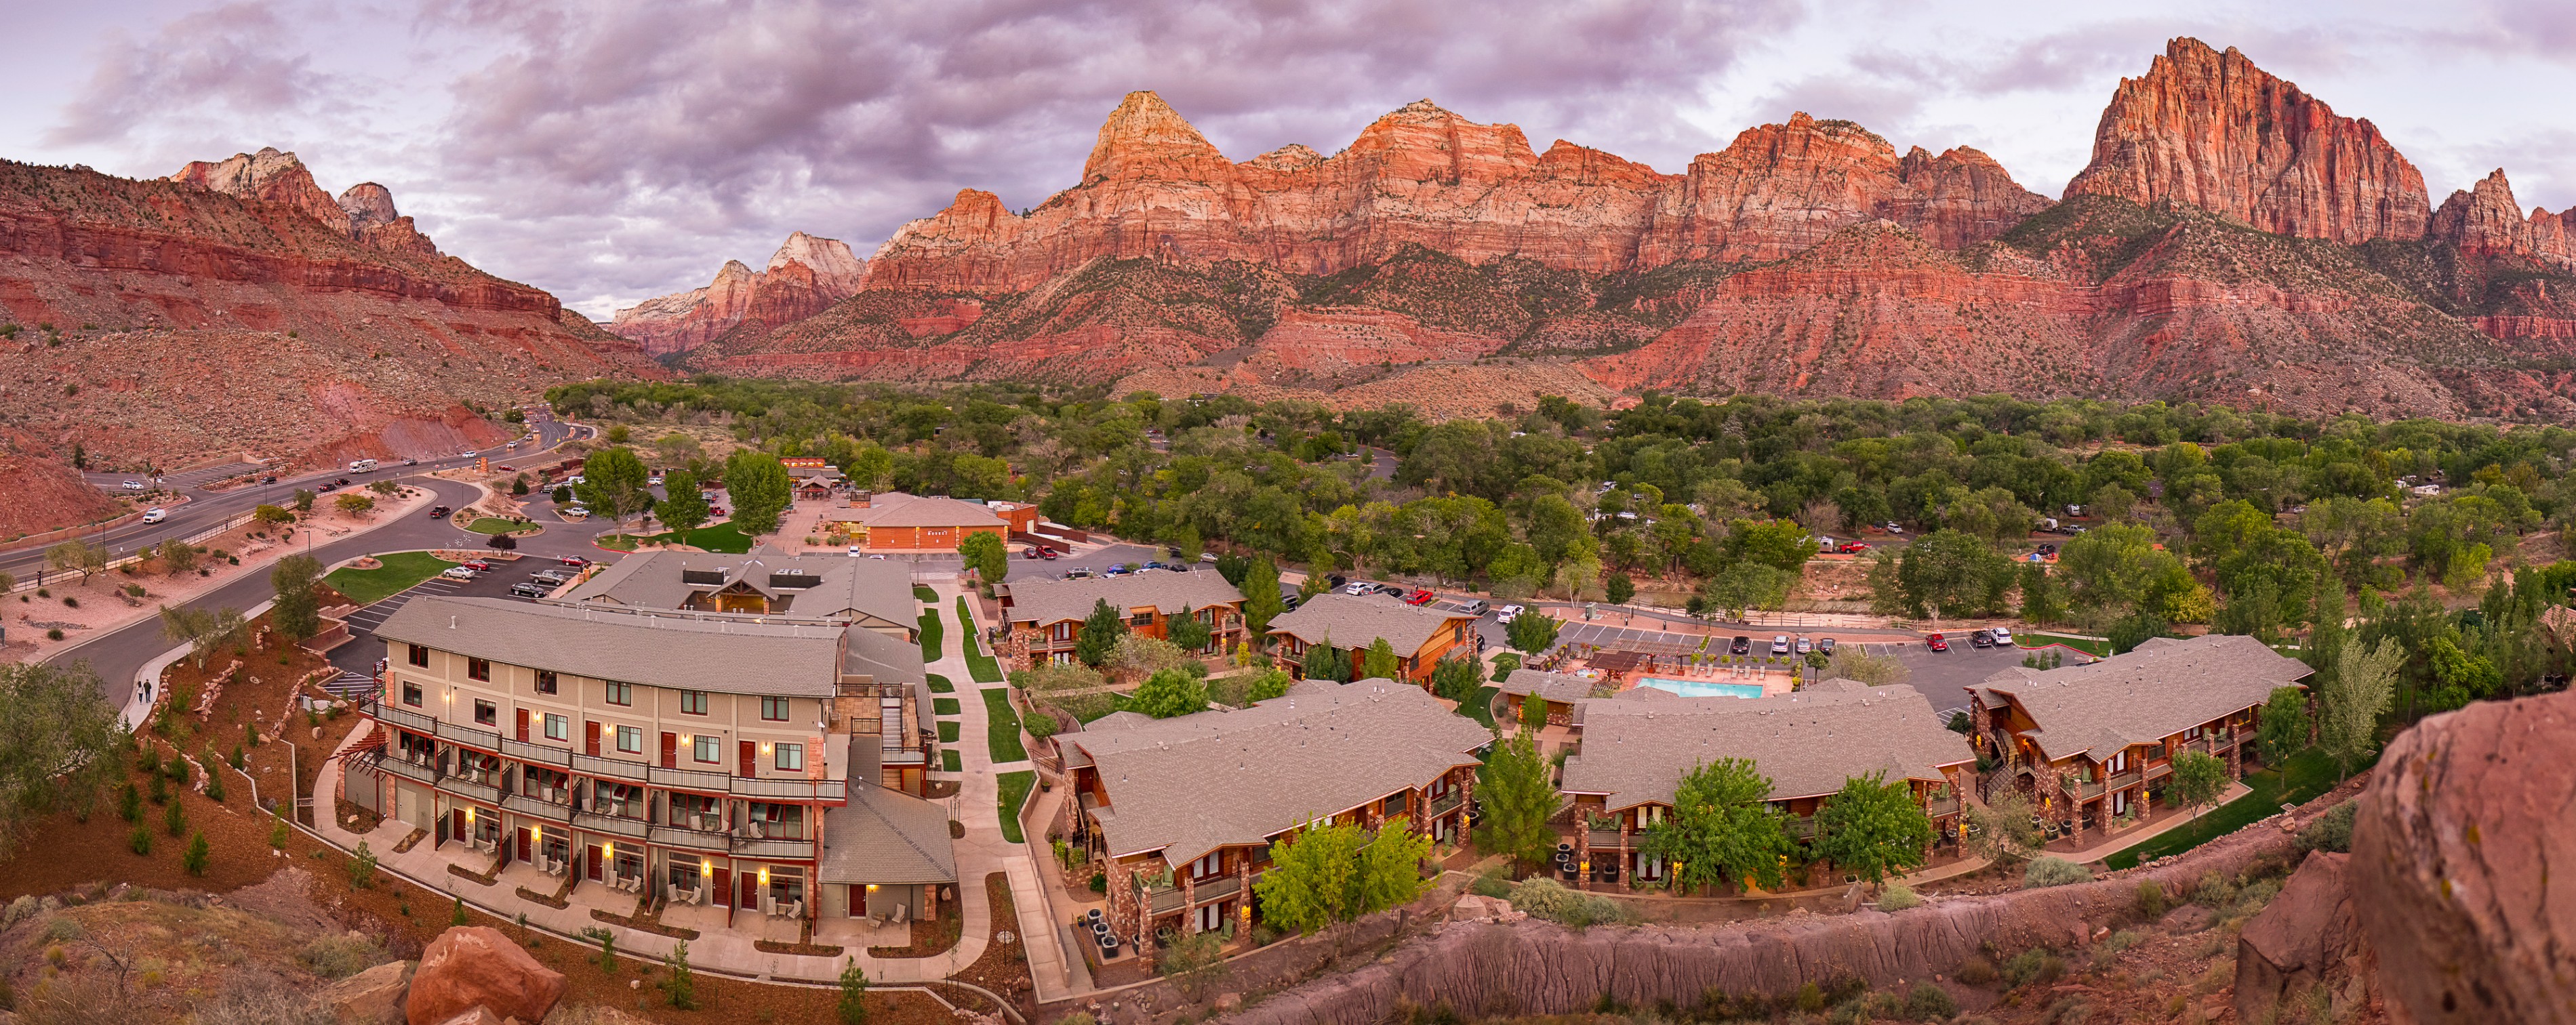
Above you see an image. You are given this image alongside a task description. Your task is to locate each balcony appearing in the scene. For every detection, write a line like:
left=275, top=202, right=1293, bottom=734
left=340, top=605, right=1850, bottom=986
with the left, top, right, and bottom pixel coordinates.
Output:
left=1429, top=790, right=1462, bottom=818
left=732, top=837, right=815, bottom=860
left=1194, top=873, right=1243, bottom=904
left=571, top=754, right=647, bottom=782
left=502, top=738, right=571, bottom=767
left=731, top=776, right=842, bottom=801
left=1926, top=797, right=1960, bottom=818
left=376, top=754, right=440, bottom=786
left=1585, top=829, right=1625, bottom=851
left=436, top=720, right=504, bottom=752
left=1147, top=885, right=1186, bottom=915
left=500, top=794, right=572, bottom=824
left=649, top=764, right=731, bottom=794
left=571, top=811, right=647, bottom=839
left=2144, top=762, right=2173, bottom=782
left=364, top=700, right=437, bottom=734
left=1787, top=816, right=1814, bottom=840
left=2075, top=778, right=2107, bottom=800
left=2107, top=771, right=2142, bottom=792
left=650, top=824, right=734, bottom=852
left=437, top=775, right=500, bottom=804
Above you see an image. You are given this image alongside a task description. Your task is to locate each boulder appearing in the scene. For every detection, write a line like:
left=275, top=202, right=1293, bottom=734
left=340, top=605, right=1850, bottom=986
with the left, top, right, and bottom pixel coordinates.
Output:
left=432, top=1009, right=510, bottom=1025
left=320, top=959, right=415, bottom=1025
left=2234, top=851, right=2363, bottom=1024
left=2353, top=689, right=2576, bottom=1025
left=404, top=927, right=566, bottom=1025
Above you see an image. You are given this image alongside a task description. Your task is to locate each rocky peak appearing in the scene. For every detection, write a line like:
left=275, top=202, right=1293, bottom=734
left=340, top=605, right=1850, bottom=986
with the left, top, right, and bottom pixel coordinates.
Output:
left=611, top=233, right=869, bottom=356
left=170, top=146, right=351, bottom=234
left=2430, top=169, right=2576, bottom=267
left=1082, top=91, right=1229, bottom=182
left=766, top=231, right=867, bottom=292
left=2064, top=37, right=2429, bottom=244
left=1242, top=144, right=1324, bottom=172
left=337, top=183, right=400, bottom=232
left=1344, top=99, right=1539, bottom=182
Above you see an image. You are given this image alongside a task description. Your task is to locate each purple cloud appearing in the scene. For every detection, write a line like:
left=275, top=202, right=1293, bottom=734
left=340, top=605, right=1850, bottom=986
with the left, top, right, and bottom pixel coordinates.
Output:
left=47, top=0, right=331, bottom=147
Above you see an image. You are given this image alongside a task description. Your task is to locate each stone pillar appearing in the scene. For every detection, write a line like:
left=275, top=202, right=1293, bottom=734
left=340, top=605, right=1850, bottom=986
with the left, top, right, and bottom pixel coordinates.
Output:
left=1617, top=816, right=1634, bottom=891
left=2226, top=721, right=2244, bottom=777
left=1573, top=822, right=1590, bottom=891
left=1180, top=869, right=1198, bottom=934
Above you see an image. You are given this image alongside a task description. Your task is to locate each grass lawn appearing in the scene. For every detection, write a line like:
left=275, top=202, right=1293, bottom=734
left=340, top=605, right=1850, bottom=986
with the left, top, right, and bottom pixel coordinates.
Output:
left=957, top=597, right=1003, bottom=682
left=938, top=721, right=961, bottom=743
left=325, top=552, right=458, bottom=605
left=917, top=607, right=944, bottom=663
left=630, top=522, right=754, bottom=554
left=2021, top=633, right=2111, bottom=658
left=912, top=584, right=936, bottom=603
left=981, top=689, right=1026, bottom=763
left=463, top=517, right=541, bottom=535
left=996, top=770, right=1035, bottom=843
left=926, top=672, right=955, bottom=694
left=1458, top=685, right=1498, bottom=728
left=2105, top=748, right=2354, bottom=870
left=596, top=534, right=641, bottom=552
left=941, top=750, right=961, bottom=772
left=933, top=697, right=961, bottom=716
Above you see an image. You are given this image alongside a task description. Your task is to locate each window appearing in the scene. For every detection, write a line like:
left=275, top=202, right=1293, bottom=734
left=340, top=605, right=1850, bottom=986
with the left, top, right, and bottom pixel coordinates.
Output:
left=761, top=696, right=791, bottom=721
left=605, top=681, right=632, bottom=706
left=693, top=735, right=719, bottom=763
left=616, top=725, right=642, bottom=754
left=406, top=643, right=429, bottom=668
left=1052, top=622, right=1073, bottom=641
left=1189, top=851, right=1220, bottom=879
left=473, top=700, right=497, bottom=726
left=775, top=743, right=803, bottom=771
left=1130, top=610, right=1154, bottom=626
left=543, top=713, right=569, bottom=741
left=401, top=681, right=423, bottom=707
left=535, top=670, right=558, bottom=695
left=466, top=658, right=491, bottom=681
left=680, top=690, right=710, bottom=715
left=1383, top=792, right=1409, bottom=816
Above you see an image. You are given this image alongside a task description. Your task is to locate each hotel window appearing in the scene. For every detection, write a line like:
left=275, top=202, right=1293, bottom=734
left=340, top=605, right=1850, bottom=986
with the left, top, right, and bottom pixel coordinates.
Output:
left=543, top=712, right=569, bottom=741
left=1189, top=851, right=1220, bottom=879
left=401, top=681, right=423, bottom=707
left=615, top=725, right=642, bottom=753
left=693, top=735, right=719, bottom=763
left=473, top=700, right=497, bottom=726
left=1130, top=609, right=1154, bottom=626
left=535, top=670, right=558, bottom=695
left=1383, top=792, right=1409, bottom=816
left=761, top=696, right=790, bottom=721
left=467, top=658, right=491, bottom=681
left=776, top=742, right=804, bottom=771
left=406, top=643, right=429, bottom=668
left=1053, top=622, right=1073, bottom=641
left=680, top=690, right=710, bottom=715
left=605, top=681, right=632, bottom=706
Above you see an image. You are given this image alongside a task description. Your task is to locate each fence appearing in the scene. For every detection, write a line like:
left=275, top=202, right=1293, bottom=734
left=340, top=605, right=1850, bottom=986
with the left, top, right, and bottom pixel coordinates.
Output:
left=3, top=511, right=257, bottom=595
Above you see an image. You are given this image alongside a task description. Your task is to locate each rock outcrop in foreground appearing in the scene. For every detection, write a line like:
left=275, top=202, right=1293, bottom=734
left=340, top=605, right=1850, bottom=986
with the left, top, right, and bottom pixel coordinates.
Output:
left=404, top=925, right=567, bottom=1025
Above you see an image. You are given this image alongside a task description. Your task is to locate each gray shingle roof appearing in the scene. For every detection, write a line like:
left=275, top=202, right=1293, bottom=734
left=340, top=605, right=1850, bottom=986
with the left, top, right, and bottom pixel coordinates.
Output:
left=1265, top=592, right=1472, bottom=654
left=818, top=778, right=957, bottom=886
left=842, top=624, right=927, bottom=685
left=559, top=550, right=915, bottom=628
left=1000, top=571, right=1246, bottom=628
left=1068, top=678, right=1491, bottom=868
left=376, top=597, right=845, bottom=698
left=822, top=493, right=1007, bottom=529
left=1561, top=683, right=1973, bottom=811
left=1971, top=634, right=2312, bottom=763
left=1494, top=668, right=1609, bottom=704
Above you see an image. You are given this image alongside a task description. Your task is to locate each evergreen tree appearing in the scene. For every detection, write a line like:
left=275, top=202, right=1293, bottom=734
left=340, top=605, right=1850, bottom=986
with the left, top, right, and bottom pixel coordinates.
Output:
left=1074, top=599, right=1126, bottom=669
left=1165, top=604, right=1213, bottom=652
left=1361, top=637, right=1401, bottom=680
left=1301, top=635, right=1348, bottom=682
left=1241, top=559, right=1285, bottom=641
left=1473, top=730, right=1563, bottom=875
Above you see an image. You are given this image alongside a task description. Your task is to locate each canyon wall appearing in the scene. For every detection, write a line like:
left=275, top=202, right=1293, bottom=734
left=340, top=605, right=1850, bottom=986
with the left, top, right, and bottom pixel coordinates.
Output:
left=609, top=231, right=867, bottom=357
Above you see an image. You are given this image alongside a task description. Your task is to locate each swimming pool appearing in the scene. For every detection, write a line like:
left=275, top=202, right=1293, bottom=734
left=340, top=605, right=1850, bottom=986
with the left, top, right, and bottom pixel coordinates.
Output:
left=1636, top=678, right=1767, bottom=699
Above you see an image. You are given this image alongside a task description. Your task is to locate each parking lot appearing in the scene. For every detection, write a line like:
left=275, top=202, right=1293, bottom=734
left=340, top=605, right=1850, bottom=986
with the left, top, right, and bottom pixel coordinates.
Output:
left=328, top=553, right=597, bottom=676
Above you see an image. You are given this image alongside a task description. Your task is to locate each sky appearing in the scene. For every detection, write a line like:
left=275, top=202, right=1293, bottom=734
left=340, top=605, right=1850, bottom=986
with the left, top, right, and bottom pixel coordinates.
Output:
left=7, top=0, right=2576, bottom=320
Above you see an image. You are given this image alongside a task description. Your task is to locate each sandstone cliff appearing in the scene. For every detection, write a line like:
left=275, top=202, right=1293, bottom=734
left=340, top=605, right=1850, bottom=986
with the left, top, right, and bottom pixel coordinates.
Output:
left=609, top=232, right=866, bottom=357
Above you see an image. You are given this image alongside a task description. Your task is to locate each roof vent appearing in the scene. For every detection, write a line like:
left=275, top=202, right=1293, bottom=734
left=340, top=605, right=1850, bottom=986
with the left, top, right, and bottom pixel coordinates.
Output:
left=449, top=616, right=456, bottom=630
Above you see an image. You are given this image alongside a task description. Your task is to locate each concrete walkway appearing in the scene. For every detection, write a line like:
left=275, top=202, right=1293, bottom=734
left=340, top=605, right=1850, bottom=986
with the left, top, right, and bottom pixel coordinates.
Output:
left=2055, top=780, right=2253, bottom=865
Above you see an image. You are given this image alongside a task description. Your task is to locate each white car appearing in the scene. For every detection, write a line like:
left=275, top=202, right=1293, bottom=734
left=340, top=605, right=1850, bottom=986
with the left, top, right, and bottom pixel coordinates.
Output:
left=120, top=480, right=144, bottom=490
left=440, top=566, right=477, bottom=581
left=1342, top=582, right=1372, bottom=596
left=1794, top=637, right=1812, bottom=655
left=849, top=545, right=864, bottom=557
left=1495, top=603, right=1524, bottom=624
left=140, top=508, right=167, bottom=524
left=460, top=449, right=478, bottom=458
left=1770, top=635, right=1792, bottom=655
left=1990, top=626, right=2014, bottom=646
left=648, top=475, right=664, bottom=486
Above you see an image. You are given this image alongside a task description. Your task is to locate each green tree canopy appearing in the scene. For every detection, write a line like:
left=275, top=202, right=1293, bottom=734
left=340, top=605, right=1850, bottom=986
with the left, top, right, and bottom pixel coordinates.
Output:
left=959, top=531, right=1009, bottom=587
left=0, top=662, right=127, bottom=859
left=723, top=450, right=794, bottom=536
left=269, top=553, right=323, bottom=641
left=1638, top=757, right=1796, bottom=894
left=1241, top=559, right=1285, bottom=641
left=1165, top=604, right=1213, bottom=653
left=2168, top=750, right=2231, bottom=839
left=1245, top=668, right=1293, bottom=704
left=1251, top=817, right=1432, bottom=936
left=1506, top=611, right=1563, bottom=654
left=1127, top=668, right=1210, bottom=719
left=2255, top=685, right=2310, bottom=765
left=1472, top=730, right=1563, bottom=875
left=1429, top=651, right=1481, bottom=703
left=1895, top=529, right=2014, bottom=623
left=1074, top=599, right=1127, bottom=669
left=2322, top=638, right=2402, bottom=778
left=578, top=445, right=656, bottom=531
left=656, top=469, right=709, bottom=533
left=1809, top=771, right=1938, bottom=885
left=1302, top=635, right=1349, bottom=682
left=1361, top=637, right=1401, bottom=680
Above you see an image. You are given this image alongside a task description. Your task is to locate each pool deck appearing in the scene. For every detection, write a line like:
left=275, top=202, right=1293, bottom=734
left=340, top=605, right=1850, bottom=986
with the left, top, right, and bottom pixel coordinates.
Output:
left=1624, top=667, right=1798, bottom=700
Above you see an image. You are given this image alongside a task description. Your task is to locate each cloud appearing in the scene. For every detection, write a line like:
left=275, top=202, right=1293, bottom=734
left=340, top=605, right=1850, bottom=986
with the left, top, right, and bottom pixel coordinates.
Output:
left=46, top=1, right=334, bottom=147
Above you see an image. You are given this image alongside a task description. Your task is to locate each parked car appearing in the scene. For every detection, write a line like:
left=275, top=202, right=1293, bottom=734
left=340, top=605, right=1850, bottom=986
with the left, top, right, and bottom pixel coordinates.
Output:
left=1326, top=575, right=1348, bottom=588
left=556, top=555, right=590, bottom=567
left=428, top=504, right=451, bottom=519
left=460, top=560, right=492, bottom=572
left=1142, top=560, right=1168, bottom=571
left=1836, top=542, right=1871, bottom=554
left=647, top=475, right=663, bottom=486
left=119, top=480, right=144, bottom=490
left=1990, top=626, right=2014, bottom=646
left=440, top=566, right=477, bottom=581
left=1461, top=599, right=1491, bottom=616
left=1374, top=583, right=1406, bottom=597
left=1063, top=568, right=1094, bottom=580
left=531, top=569, right=576, bottom=584
left=1770, top=635, right=1791, bottom=655
left=849, top=545, right=865, bottom=557
left=1883, top=521, right=1905, bottom=534
left=1817, top=637, right=1837, bottom=654
left=1730, top=636, right=1752, bottom=656
left=317, top=482, right=340, bottom=493
left=400, top=459, right=418, bottom=466
left=1342, top=582, right=1373, bottom=596
left=1969, top=630, right=1994, bottom=649
left=1495, top=603, right=1523, bottom=624
left=140, top=508, right=167, bottom=523
left=459, top=449, right=478, bottom=458
left=1405, top=588, right=1436, bottom=606
left=1199, top=552, right=1217, bottom=563
left=1281, top=593, right=1302, bottom=611
left=1925, top=632, right=1949, bottom=652
left=508, top=581, right=549, bottom=598
left=494, top=464, right=515, bottom=473
left=1794, top=637, right=1812, bottom=655
left=260, top=475, right=277, bottom=484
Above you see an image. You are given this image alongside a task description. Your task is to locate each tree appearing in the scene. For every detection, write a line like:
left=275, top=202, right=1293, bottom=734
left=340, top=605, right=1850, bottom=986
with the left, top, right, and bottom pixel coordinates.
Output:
left=724, top=450, right=794, bottom=535
left=1895, top=529, right=2013, bottom=625
left=2017, top=563, right=2063, bottom=626
left=1361, top=637, right=1401, bottom=680
left=2168, top=750, right=2230, bottom=841
left=1638, top=757, right=1796, bottom=895
left=1506, top=612, right=1563, bottom=654
left=1241, top=558, right=1285, bottom=641
left=1159, top=931, right=1230, bottom=999
left=655, top=469, right=708, bottom=533
left=334, top=493, right=375, bottom=517
left=159, top=605, right=245, bottom=670
left=1165, top=604, right=1212, bottom=653
left=2255, top=685, right=2310, bottom=765
left=1429, top=651, right=1481, bottom=702
left=158, top=538, right=198, bottom=576
left=550, top=485, right=573, bottom=504
left=1520, top=688, right=1548, bottom=731
left=1128, top=668, right=1209, bottom=719
left=1701, top=561, right=1794, bottom=620
left=2321, top=638, right=2402, bottom=778
left=1074, top=599, right=1126, bottom=669
left=182, top=831, right=209, bottom=875
left=578, top=446, right=655, bottom=533
left=1963, top=786, right=2043, bottom=867
left=662, top=940, right=696, bottom=1009
left=291, top=488, right=315, bottom=513
left=0, top=664, right=127, bottom=860
left=1302, top=635, right=1348, bottom=682
left=253, top=504, right=295, bottom=527
left=958, top=531, right=1009, bottom=590
left=270, top=554, right=323, bottom=642
left=1245, top=668, right=1293, bottom=703
left=837, top=958, right=870, bottom=1025
left=1474, top=730, right=1563, bottom=875
left=1252, top=816, right=1432, bottom=937
left=46, top=538, right=106, bottom=584
left=1605, top=573, right=1636, bottom=605
left=1823, top=647, right=1909, bottom=687
left=1810, top=772, right=1937, bottom=886
left=2106, top=610, right=2169, bottom=655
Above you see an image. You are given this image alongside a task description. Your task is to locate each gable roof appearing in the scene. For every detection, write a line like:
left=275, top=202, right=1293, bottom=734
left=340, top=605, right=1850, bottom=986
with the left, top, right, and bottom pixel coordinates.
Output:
left=558, top=550, right=915, bottom=627
left=1066, top=679, right=1490, bottom=868
left=376, top=597, right=845, bottom=697
left=1561, top=683, right=1972, bottom=811
left=1266, top=592, right=1472, bottom=654
left=999, top=571, right=1246, bottom=628
left=1971, top=634, right=2312, bottom=763
left=818, top=777, right=957, bottom=886
left=822, top=493, right=1008, bottom=529
left=1494, top=668, right=1609, bottom=704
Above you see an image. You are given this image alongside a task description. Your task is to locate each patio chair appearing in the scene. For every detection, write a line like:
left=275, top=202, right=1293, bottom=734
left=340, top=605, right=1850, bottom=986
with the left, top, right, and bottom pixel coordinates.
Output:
left=891, top=903, right=908, bottom=926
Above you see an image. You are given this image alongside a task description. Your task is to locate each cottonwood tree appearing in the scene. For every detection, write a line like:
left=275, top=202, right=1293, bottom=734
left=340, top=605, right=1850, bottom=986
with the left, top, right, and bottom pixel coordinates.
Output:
left=2322, top=638, right=2402, bottom=778
left=269, top=555, right=323, bottom=642
left=1473, top=730, right=1563, bottom=875
left=1964, top=786, right=2044, bottom=867
left=655, top=469, right=708, bottom=534
left=958, top=531, right=1008, bottom=590
left=1253, top=816, right=1430, bottom=938
left=723, top=450, right=794, bottom=536
left=578, top=446, right=656, bottom=534
left=1127, top=668, right=1209, bottom=719
left=1639, top=757, right=1796, bottom=895
left=0, top=663, right=127, bottom=860
left=2168, top=750, right=2230, bottom=840
left=2255, top=685, right=2310, bottom=765
left=1810, top=771, right=1937, bottom=887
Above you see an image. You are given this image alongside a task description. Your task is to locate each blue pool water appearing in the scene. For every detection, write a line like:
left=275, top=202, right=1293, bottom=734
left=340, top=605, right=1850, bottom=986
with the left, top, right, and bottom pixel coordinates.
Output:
left=1636, top=678, right=1767, bottom=699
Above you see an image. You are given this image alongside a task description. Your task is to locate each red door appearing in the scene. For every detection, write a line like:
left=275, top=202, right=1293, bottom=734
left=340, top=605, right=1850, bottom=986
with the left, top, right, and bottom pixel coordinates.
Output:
left=740, top=873, right=757, bottom=908
left=738, top=740, right=756, bottom=777
left=451, top=809, right=465, bottom=847
left=584, top=721, right=601, bottom=757
left=712, top=867, right=731, bottom=906
left=586, top=845, right=603, bottom=881
left=661, top=732, right=678, bottom=769
left=516, top=828, right=531, bottom=862
left=516, top=708, right=530, bottom=742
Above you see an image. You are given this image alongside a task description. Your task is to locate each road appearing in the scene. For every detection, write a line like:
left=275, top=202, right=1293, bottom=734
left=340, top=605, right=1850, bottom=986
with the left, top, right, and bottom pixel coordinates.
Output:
left=11, top=411, right=589, bottom=586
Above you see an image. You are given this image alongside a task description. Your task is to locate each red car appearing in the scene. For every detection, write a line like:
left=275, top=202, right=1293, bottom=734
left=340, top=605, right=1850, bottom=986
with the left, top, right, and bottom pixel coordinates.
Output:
left=557, top=555, right=590, bottom=567
left=1836, top=542, right=1871, bottom=554
left=460, top=560, right=492, bottom=572
left=1024, top=546, right=1060, bottom=561
left=1925, top=632, right=1949, bottom=652
left=1405, top=588, right=1437, bottom=606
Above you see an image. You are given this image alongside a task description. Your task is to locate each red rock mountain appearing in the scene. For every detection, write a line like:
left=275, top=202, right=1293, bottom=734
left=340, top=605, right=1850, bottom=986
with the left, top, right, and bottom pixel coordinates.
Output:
left=0, top=150, right=658, bottom=534
left=609, top=232, right=866, bottom=357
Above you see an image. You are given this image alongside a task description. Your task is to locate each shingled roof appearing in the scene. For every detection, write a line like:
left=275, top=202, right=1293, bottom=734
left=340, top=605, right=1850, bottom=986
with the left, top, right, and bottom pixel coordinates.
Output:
left=558, top=549, right=915, bottom=629
left=818, top=778, right=957, bottom=886
left=1971, top=634, right=2311, bottom=763
left=376, top=597, right=846, bottom=698
left=1266, top=592, right=1472, bottom=654
left=820, top=493, right=1007, bottom=529
left=1000, top=571, right=1246, bottom=628
left=1494, top=668, right=1610, bottom=704
left=1067, top=679, right=1490, bottom=868
left=1561, top=683, right=1972, bottom=811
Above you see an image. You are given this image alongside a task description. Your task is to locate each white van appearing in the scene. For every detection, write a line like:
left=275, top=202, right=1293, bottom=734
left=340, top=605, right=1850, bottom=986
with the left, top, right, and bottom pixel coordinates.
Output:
left=347, top=458, right=379, bottom=473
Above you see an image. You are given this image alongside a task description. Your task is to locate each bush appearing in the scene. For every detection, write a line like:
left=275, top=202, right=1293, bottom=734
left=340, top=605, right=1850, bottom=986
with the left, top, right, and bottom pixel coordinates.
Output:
left=1954, top=955, right=1998, bottom=986
left=1905, top=982, right=1958, bottom=1022
left=2135, top=879, right=2168, bottom=919
left=1875, top=885, right=1923, bottom=911
left=182, top=832, right=209, bottom=875
left=1504, top=877, right=1632, bottom=928
left=163, top=799, right=186, bottom=837
left=127, top=824, right=153, bottom=856
left=118, top=783, right=140, bottom=823
left=2022, top=856, right=2091, bottom=889
left=2297, top=801, right=2356, bottom=853
left=1999, top=948, right=2066, bottom=988
left=298, top=934, right=388, bottom=979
